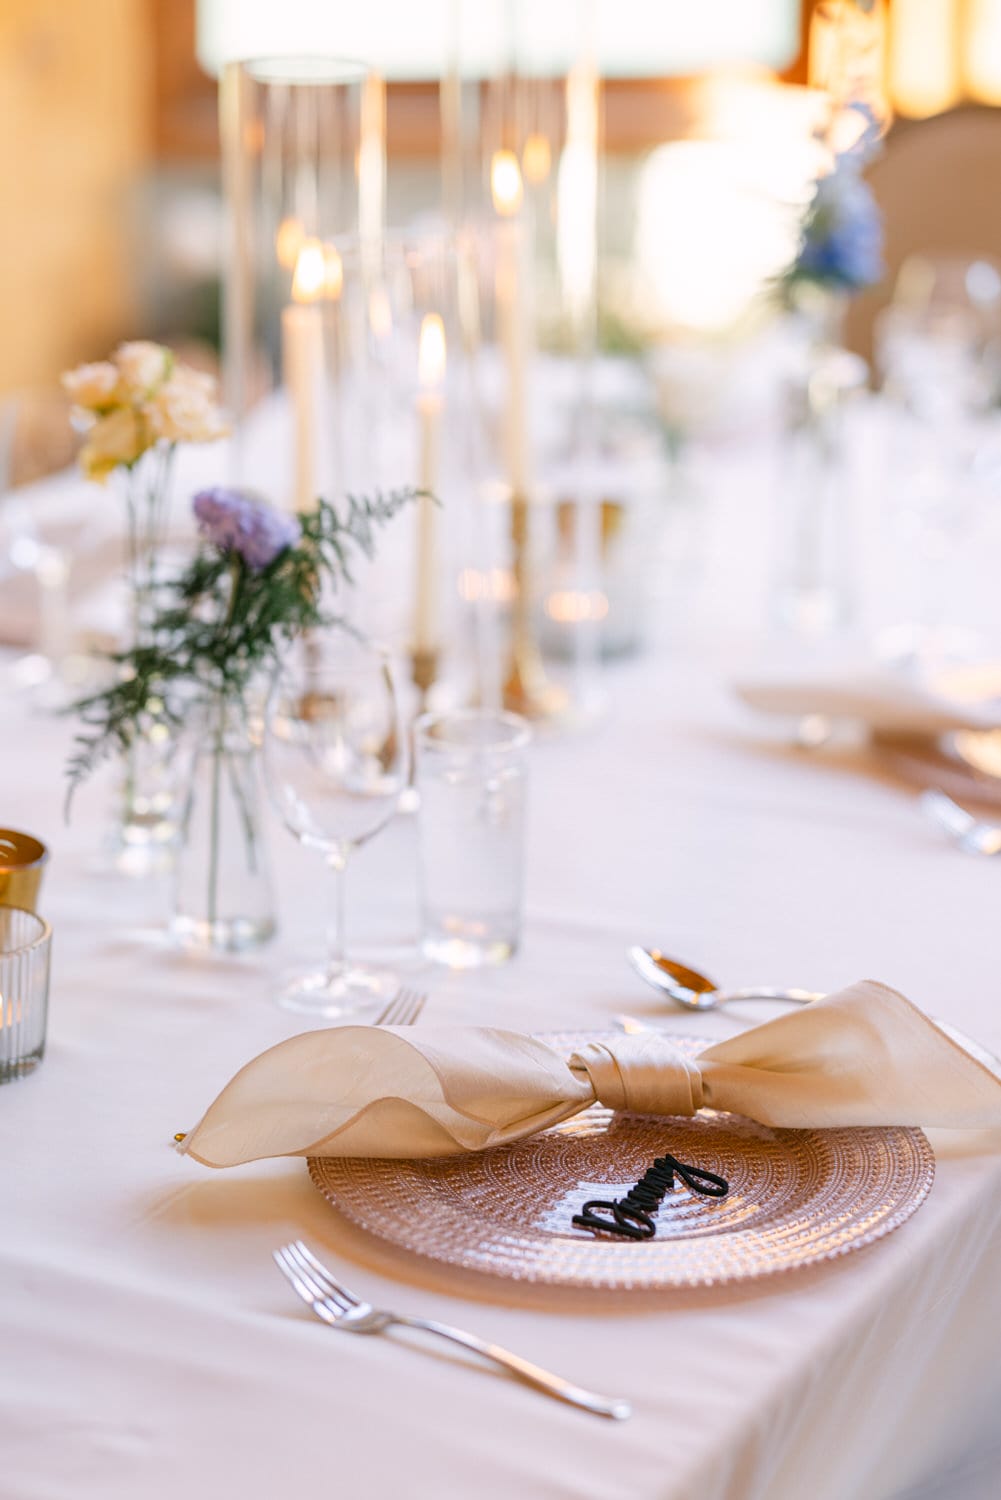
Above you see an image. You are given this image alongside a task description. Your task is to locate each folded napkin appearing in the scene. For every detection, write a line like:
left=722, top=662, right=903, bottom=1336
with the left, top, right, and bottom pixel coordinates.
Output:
left=179, top=982, right=1001, bottom=1168
left=734, top=667, right=1001, bottom=737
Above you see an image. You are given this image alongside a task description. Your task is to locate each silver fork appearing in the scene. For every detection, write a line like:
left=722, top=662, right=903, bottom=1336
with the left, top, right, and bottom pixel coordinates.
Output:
left=372, top=988, right=426, bottom=1026
left=273, top=1240, right=630, bottom=1421
left=921, top=789, right=1001, bottom=855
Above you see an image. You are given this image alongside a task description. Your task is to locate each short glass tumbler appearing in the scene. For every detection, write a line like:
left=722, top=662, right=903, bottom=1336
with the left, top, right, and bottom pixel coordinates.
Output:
left=416, top=710, right=530, bottom=967
left=0, top=907, right=51, bottom=1083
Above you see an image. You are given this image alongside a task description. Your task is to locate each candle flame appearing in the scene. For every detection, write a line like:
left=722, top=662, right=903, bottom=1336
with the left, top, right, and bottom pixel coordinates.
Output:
left=276, top=216, right=306, bottom=270
left=322, top=243, right=344, bottom=300
left=491, top=150, right=523, bottom=216
left=418, top=313, right=446, bottom=390
left=369, top=285, right=393, bottom=339
left=291, top=239, right=326, bottom=303
left=522, top=133, right=552, bottom=184
left=544, top=589, right=609, bottom=624
left=458, top=566, right=515, bottom=603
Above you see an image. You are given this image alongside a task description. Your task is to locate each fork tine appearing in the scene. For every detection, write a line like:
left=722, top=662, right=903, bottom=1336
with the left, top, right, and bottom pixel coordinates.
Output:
left=372, top=988, right=405, bottom=1026
left=274, top=1251, right=341, bottom=1329
left=273, top=1248, right=338, bottom=1321
left=392, top=989, right=416, bottom=1026
left=286, top=1243, right=354, bottom=1312
left=273, top=1248, right=306, bottom=1294
left=372, top=987, right=427, bottom=1027
left=291, top=1241, right=361, bottom=1310
left=280, top=1243, right=353, bottom=1313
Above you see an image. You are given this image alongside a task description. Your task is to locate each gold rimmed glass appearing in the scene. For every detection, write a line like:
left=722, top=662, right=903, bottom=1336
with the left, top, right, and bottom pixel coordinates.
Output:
left=0, top=829, right=48, bottom=913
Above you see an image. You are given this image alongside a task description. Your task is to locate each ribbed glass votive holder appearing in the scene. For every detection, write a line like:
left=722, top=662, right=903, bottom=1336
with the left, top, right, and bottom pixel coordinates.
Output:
left=0, top=906, right=51, bottom=1083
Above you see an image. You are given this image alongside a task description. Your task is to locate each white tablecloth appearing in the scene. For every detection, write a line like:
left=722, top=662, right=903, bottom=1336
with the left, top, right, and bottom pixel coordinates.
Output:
left=4, top=422, right=1001, bottom=1500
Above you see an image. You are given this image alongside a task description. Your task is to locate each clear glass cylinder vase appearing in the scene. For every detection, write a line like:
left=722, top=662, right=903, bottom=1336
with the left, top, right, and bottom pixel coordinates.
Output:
left=771, top=325, right=868, bottom=638
left=111, top=457, right=182, bottom=873
left=452, top=15, right=603, bottom=729
left=170, top=697, right=276, bottom=953
left=219, top=55, right=379, bottom=511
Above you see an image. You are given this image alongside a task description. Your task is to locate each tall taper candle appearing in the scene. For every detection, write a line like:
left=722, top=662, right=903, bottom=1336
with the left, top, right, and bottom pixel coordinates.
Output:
left=414, top=313, right=446, bottom=654
left=281, top=238, right=325, bottom=513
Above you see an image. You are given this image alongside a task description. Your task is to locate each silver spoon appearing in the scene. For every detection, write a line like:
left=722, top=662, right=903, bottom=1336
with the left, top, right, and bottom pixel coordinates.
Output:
left=627, top=947, right=821, bottom=1011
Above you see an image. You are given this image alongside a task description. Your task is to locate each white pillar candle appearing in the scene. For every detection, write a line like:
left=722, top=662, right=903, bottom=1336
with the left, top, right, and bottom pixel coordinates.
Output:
left=414, top=313, right=447, bottom=654
left=281, top=238, right=325, bottom=514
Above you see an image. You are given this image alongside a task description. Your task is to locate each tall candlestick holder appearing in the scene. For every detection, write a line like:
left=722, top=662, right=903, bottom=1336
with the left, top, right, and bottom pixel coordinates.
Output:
left=502, top=490, right=568, bottom=720
left=410, top=645, right=441, bottom=716
left=455, top=37, right=602, bottom=727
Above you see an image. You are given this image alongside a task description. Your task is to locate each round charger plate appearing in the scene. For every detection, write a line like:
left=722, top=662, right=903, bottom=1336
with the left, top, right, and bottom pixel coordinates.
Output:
left=308, top=1032, right=935, bottom=1291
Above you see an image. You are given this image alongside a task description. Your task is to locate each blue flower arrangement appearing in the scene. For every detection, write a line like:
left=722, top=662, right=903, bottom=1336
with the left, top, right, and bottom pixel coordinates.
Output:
left=785, top=111, right=885, bottom=297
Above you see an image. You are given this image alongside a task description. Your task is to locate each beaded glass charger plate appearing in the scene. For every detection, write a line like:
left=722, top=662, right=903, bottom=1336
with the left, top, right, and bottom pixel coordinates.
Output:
left=308, top=1033, right=935, bottom=1290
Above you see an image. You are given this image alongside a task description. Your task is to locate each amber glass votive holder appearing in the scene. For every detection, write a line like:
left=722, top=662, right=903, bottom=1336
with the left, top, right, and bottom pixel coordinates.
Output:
left=0, top=907, right=52, bottom=1083
left=0, top=829, right=48, bottom=912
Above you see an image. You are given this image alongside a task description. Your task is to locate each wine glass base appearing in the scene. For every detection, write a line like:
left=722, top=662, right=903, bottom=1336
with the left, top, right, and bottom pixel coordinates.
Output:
left=276, top=964, right=399, bottom=1020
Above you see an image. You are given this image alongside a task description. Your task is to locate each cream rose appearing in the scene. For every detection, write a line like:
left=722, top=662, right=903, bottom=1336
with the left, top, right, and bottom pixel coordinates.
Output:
left=149, top=366, right=228, bottom=444
left=79, top=407, right=153, bottom=483
left=61, top=361, right=121, bottom=411
left=114, top=341, right=172, bottom=398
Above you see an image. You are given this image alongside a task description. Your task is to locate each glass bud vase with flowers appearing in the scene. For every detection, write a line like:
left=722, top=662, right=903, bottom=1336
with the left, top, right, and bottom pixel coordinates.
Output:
left=66, top=485, right=419, bottom=953
left=62, top=343, right=229, bottom=870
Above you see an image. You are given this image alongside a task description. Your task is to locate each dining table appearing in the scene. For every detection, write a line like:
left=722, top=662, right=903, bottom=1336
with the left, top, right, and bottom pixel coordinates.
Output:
left=4, top=404, right=1001, bottom=1500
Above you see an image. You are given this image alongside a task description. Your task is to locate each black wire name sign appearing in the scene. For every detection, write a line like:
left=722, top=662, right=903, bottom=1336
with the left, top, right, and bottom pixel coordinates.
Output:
left=572, top=1154, right=729, bottom=1241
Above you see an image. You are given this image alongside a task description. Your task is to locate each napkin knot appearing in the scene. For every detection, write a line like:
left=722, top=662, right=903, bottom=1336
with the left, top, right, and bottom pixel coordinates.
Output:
left=570, top=1035, right=704, bottom=1117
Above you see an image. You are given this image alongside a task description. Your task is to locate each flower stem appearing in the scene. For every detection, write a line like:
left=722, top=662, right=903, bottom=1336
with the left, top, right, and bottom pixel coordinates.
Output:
left=207, top=696, right=224, bottom=930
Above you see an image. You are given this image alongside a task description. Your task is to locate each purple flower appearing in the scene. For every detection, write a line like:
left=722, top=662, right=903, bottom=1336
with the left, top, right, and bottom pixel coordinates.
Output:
left=192, top=488, right=301, bottom=571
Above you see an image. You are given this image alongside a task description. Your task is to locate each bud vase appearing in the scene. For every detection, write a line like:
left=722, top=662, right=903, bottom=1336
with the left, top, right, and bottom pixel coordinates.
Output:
left=771, top=305, right=867, bottom=637
left=170, top=697, right=276, bottom=953
left=111, top=462, right=180, bottom=874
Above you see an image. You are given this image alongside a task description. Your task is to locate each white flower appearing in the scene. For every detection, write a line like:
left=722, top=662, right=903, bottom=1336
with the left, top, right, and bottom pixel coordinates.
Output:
left=114, top=341, right=172, bottom=398
left=79, top=407, right=153, bottom=483
left=60, top=361, right=121, bottom=411
left=148, top=365, right=228, bottom=444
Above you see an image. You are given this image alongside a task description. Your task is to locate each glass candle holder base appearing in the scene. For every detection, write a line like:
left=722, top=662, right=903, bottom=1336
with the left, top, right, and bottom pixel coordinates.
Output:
left=170, top=912, right=276, bottom=955
left=0, top=908, right=51, bottom=1085
left=276, top=963, right=399, bottom=1020
left=422, top=924, right=518, bottom=969
left=112, top=838, right=176, bottom=880
left=1, top=1045, right=44, bottom=1085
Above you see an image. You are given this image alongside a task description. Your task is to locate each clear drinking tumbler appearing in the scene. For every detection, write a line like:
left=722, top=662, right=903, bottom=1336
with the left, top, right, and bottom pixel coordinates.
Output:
left=416, top=710, right=530, bottom=967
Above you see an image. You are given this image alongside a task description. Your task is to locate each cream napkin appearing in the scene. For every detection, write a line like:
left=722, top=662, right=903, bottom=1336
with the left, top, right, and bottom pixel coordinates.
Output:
left=179, top=982, right=1001, bottom=1168
left=734, top=667, right=1001, bottom=737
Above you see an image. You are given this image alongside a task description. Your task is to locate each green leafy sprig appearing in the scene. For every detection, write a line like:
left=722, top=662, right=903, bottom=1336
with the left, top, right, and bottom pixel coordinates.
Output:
left=66, top=488, right=420, bottom=809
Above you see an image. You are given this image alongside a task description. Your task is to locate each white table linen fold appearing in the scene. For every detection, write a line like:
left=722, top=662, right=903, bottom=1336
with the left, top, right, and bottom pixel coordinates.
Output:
left=734, top=667, right=1001, bottom=736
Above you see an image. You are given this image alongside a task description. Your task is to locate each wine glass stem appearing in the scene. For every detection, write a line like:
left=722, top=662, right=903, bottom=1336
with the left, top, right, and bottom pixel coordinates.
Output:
left=326, top=846, right=349, bottom=980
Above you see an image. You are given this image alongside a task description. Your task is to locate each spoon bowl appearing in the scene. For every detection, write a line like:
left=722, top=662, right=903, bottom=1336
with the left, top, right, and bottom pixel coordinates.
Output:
left=627, top=947, right=822, bottom=1011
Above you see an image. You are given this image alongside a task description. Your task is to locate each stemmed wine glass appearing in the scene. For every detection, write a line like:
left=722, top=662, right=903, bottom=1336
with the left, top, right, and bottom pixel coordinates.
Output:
left=263, top=629, right=408, bottom=1017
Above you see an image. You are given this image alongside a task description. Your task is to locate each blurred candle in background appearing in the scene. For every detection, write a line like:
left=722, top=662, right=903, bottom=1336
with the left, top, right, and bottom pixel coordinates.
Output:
left=281, top=238, right=326, bottom=513
left=414, top=312, right=447, bottom=653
